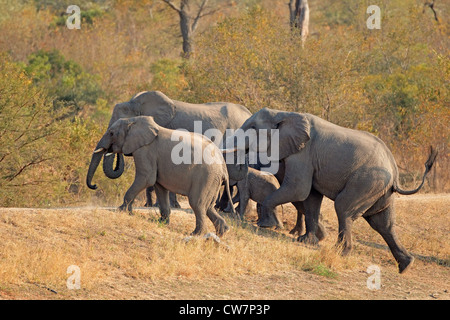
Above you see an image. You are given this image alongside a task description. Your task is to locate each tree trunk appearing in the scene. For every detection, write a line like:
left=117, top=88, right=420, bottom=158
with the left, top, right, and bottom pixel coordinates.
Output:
left=179, top=1, right=194, bottom=58
left=289, top=0, right=310, bottom=46
left=163, top=0, right=210, bottom=59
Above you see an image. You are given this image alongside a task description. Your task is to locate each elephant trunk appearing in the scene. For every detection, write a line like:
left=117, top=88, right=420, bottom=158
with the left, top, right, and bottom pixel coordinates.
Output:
left=102, top=153, right=125, bottom=179
left=86, top=151, right=104, bottom=190
left=222, top=134, right=249, bottom=181
left=86, top=133, right=114, bottom=190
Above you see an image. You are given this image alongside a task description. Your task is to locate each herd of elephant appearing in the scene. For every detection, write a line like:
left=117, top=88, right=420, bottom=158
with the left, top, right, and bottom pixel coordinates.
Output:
left=86, top=91, right=438, bottom=274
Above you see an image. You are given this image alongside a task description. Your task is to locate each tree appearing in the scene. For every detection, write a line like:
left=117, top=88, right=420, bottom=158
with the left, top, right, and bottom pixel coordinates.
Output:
left=162, top=0, right=225, bottom=58
left=289, top=0, right=309, bottom=45
left=423, top=1, right=439, bottom=22
left=0, top=54, right=65, bottom=205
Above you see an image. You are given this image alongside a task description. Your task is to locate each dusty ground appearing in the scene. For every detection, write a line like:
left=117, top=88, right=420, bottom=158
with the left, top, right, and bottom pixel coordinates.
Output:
left=0, top=194, right=448, bottom=300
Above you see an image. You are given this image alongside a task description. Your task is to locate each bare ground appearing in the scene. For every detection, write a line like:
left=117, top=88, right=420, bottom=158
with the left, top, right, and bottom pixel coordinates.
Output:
left=0, top=194, right=448, bottom=300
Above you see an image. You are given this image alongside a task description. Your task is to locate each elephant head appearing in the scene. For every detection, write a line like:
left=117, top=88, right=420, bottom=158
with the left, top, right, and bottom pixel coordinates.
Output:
left=87, top=91, right=175, bottom=188
left=86, top=116, right=159, bottom=190
left=224, top=107, right=311, bottom=162
left=222, top=149, right=249, bottom=182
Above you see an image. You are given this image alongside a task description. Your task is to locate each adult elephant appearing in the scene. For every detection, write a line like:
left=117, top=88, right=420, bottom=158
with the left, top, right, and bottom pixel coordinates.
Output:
left=86, top=91, right=252, bottom=204
left=90, top=116, right=235, bottom=236
left=224, top=107, right=437, bottom=274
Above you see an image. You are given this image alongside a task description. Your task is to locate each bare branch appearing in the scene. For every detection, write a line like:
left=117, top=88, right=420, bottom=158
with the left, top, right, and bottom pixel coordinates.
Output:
left=423, top=1, right=439, bottom=22
left=192, top=0, right=209, bottom=32
left=162, top=0, right=181, bottom=13
left=5, top=157, right=52, bottom=182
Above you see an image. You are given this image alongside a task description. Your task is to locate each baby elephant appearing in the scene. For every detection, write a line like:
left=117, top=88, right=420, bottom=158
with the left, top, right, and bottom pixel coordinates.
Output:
left=234, top=167, right=283, bottom=227
left=89, top=116, right=234, bottom=236
left=235, top=167, right=327, bottom=241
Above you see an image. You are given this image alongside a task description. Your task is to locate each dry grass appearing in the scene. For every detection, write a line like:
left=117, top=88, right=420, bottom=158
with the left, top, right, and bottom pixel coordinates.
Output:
left=0, top=194, right=448, bottom=299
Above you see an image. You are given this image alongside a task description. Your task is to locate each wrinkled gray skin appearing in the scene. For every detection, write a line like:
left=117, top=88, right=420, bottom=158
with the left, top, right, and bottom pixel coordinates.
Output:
left=89, top=116, right=235, bottom=236
left=272, top=160, right=327, bottom=241
left=227, top=107, right=438, bottom=274
left=232, top=167, right=282, bottom=223
left=250, top=162, right=327, bottom=241
left=86, top=91, right=252, bottom=206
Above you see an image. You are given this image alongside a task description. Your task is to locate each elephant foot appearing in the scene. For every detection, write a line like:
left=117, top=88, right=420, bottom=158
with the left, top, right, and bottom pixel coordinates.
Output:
left=170, top=201, right=181, bottom=209
left=398, top=255, right=414, bottom=274
left=289, top=225, right=304, bottom=236
left=257, top=215, right=283, bottom=229
left=158, top=216, right=170, bottom=225
left=258, top=206, right=283, bottom=229
left=316, top=223, right=328, bottom=241
left=191, top=227, right=206, bottom=236
left=215, top=222, right=230, bottom=237
left=118, top=203, right=133, bottom=214
left=297, top=233, right=319, bottom=246
left=144, top=202, right=154, bottom=208
left=221, top=203, right=233, bottom=213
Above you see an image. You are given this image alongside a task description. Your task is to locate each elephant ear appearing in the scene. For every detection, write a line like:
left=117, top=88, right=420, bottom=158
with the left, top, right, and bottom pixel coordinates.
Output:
left=122, top=117, right=159, bottom=155
left=273, top=112, right=310, bottom=160
left=131, top=91, right=176, bottom=127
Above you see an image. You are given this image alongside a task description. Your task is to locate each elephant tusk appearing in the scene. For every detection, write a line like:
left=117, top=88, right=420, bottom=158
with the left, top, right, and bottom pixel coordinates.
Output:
left=220, top=148, right=238, bottom=154
left=93, top=147, right=105, bottom=153
left=105, top=152, right=114, bottom=157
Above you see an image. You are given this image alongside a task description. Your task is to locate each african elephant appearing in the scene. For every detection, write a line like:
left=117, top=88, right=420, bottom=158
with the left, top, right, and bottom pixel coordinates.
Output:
left=232, top=167, right=283, bottom=224
left=251, top=161, right=327, bottom=241
left=224, top=107, right=438, bottom=273
left=89, top=116, right=235, bottom=236
left=86, top=91, right=252, bottom=207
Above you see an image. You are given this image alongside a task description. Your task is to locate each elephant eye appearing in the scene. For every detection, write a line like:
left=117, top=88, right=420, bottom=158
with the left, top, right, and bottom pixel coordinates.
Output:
left=110, top=131, right=114, bottom=136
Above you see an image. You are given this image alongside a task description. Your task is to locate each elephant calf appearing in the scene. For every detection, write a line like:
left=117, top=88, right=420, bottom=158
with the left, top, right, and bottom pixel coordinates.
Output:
left=234, top=167, right=327, bottom=241
left=87, top=116, right=234, bottom=236
left=233, top=167, right=283, bottom=226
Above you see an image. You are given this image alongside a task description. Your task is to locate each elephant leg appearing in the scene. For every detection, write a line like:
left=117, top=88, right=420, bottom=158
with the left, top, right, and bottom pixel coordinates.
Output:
left=297, top=189, right=323, bottom=246
left=206, top=206, right=229, bottom=237
left=364, top=204, right=414, bottom=274
left=238, top=183, right=250, bottom=219
left=169, top=192, right=181, bottom=208
left=144, top=186, right=156, bottom=207
left=189, top=201, right=207, bottom=236
left=215, top=186, right=230, bottom=211
left=259, top=186, right=296, bottom=228
left=259, top=171, right=312, bottom=229
left=290, top=201, right=305, bottom=235
left=290, top=200, right=327, bottom=240
left=337, top=215, right=354, bottom=255
left=333, top=173, right=386, bottom=255
left=154, top=183, right=171, bottom=224
left=189, top=180, right=224, bottom=236
left=256, top=203, right=262, bottom=221
left=119, top=175, right=148, bottom=214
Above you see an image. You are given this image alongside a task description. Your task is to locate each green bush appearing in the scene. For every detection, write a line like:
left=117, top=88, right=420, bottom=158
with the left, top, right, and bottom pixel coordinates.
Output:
left=0, top=54, right=66, bottom=206
left=23, top=49, right=103, bottom=117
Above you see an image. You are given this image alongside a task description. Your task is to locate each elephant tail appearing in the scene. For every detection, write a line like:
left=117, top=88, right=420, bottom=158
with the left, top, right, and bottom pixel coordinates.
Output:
left=393, top=146, right=438, bottom=195
left=224, top=175, right=238, bottom=218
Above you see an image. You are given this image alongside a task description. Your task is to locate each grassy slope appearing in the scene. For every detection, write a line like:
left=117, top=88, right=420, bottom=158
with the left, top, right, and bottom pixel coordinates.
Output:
left=0, top=194, right=448, bottom=300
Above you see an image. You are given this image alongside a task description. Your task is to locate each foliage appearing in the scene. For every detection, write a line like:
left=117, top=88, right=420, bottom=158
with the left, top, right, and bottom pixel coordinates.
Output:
left=185, top=4, right=449, bottom=189
left=22, top=49, right=103, bottom=117
left=0, top=54, right=66, bottom=205
left=51, top=7, right=105, bottom=27
left=149, top=58, right=188, bottom=98
left=0, top=0, right=448, bottom=207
